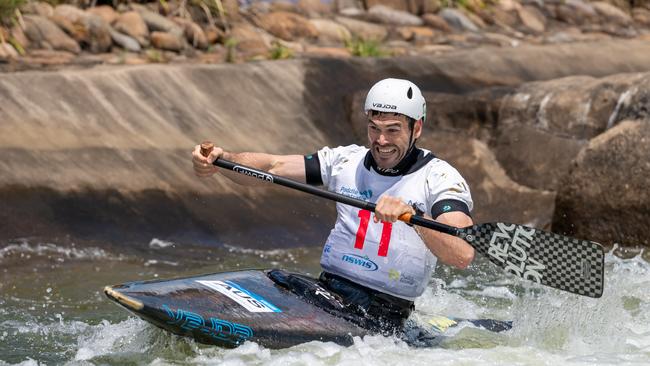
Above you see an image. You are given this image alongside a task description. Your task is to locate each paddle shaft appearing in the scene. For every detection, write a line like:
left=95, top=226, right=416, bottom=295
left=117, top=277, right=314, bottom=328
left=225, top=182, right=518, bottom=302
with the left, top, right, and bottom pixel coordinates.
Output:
left=199, top=142, right=459, bottom=236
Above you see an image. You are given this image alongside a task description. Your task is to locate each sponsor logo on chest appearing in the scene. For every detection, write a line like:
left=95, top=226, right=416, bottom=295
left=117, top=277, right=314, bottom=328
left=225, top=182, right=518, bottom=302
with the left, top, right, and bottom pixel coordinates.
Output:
left=341, top=253, right=379, bottom=271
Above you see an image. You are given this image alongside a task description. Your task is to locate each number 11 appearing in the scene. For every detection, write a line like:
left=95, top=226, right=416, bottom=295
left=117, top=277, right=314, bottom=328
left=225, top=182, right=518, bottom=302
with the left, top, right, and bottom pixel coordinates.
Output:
left=354, top=209, right=392, bottom=257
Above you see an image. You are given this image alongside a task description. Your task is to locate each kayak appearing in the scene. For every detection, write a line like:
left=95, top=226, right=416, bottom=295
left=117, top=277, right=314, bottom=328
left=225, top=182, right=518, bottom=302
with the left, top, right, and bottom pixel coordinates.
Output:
left=104, top=269, right=512, bottom=348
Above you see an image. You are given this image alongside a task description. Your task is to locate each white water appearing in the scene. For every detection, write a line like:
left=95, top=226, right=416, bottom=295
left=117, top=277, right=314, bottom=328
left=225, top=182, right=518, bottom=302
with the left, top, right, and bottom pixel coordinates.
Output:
left=1, top=242, right=649, bottom=366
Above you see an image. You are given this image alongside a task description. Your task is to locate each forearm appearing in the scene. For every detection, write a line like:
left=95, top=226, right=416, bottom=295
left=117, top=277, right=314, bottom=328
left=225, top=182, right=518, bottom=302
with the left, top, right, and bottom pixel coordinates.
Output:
left=219, top=151, right=306, bottom=186
left=414, top=214, right=475, bottom=269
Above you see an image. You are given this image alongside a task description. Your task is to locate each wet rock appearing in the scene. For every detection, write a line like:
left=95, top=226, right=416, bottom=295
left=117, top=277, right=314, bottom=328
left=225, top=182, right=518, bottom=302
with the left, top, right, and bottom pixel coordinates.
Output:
left=592, top=1, right=633, bottom=24
left=109, top=29, right=141, bottom=52
left=173, top=17, right=209, bottom=50
left=256, top=11, right=318, bottom=41
left=633, top=7, right=650, bottom=25
left=423, top=132, right=556, bottom=227
left=517, top=5, right=546, bottom=33
left=151, top=31, right=185, bottom=52
left=367, top=5, right=424, bottom=26
left=23, top=15, right=81, bottom=54
left=440, top=8, right=479, bottom=32
left=310, top=18, right=351, bottom=45
left=495, top=73, right=647, bottom=190
left=422, top=13, right=452, bottom=32
left=114, top=11, right=150, bottom=47
left=335, top=16, right=388, bottom=41
left=87, top=5, right=119, bottom=25
left=553, top=120, right=650, bottom=247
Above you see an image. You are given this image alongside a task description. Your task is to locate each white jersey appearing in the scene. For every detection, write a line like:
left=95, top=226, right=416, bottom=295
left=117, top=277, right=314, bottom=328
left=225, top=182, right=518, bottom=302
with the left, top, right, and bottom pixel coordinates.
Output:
left=316, top=144, right=473, bottom=300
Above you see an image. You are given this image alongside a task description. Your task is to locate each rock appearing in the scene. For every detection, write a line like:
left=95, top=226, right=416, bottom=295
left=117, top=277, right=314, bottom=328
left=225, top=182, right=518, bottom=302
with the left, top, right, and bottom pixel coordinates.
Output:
left=84, top=15, right=113, bottom=53
left=256, top=11, right=318, bottom=41
left=132, top=4, right=184, bottom=35
left=465, top=10, right=487, bottom=29
left=205, top=25, right=225, bottom=44
left=150, top=31, right=185, bottom=52
left=397, top=26, right=436, bottom=44
left=109, top=29, right=141, bottom=52
left=222, top=0, right=241, bottom=21
left=19, top=1, right=53, bottom=17
left=481, top=32, right=519, bottom=47
left=495, top=73, right=647, bottom=190
left=335, top=16, right=388, bottom=41
left=555, top=0, right=598, bottom=25
left=114, top=11, right=150, bottom=47
left=51, top=5, right=112, bottom=53
left=422, top=0, right=442, bottom=14
left=367, top=5, right=424, bottom=26
left=422, top=13, right=451, bottom=32
left=633, top=7, right=650, bottom=25
left=339, top=7, right=366, bottom=17
left=10, top=25, right=30, bottom=51
left=270, top=0, right=298, bottom=13
left=486, top=7, right=520, bottom=29
left=439, top=8, right=479, bottom=32
left=423, top=132, right=556, bottom=227
left=228, top=22, right=271, bottom=60
left=19, top=49, right=76, bottom=66
left=297, top=0, right=332, bottom=17
left=592, top=1, right=633, bottom=24
left=87, top=5, right=119, bottom=25
left=334, top=0, right=364, bottom=13
left=53, top=4, right=86, bottom=23
left=22, top=15, right=81, bottom=54
left=517, top=5, right=546, bottom=33
left=303, top=46, right=352, bottom=58
left=553, top=120, right=650, bottom=247
left=310, top=18, right=351, bottom=45
left=0, top=43, right=18, bottom=59
left=173, top=17, right=208, bottom=49
left=365, top=0, right=410, bottom=12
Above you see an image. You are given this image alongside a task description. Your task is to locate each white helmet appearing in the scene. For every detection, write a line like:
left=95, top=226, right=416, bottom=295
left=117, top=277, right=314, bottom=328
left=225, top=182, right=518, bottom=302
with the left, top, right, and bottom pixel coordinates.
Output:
left=364, top=78, right=426, bottom=123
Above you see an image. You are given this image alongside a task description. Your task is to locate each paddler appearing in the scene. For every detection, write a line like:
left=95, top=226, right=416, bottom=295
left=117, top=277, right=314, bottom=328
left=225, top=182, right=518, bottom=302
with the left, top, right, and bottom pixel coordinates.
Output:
left=191, top=78, right=475, bottom=335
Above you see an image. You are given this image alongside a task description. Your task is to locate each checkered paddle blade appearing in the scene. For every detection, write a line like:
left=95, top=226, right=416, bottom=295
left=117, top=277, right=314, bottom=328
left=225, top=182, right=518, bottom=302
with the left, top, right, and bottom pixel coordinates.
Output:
left=460, top=223, right=605, bottom=298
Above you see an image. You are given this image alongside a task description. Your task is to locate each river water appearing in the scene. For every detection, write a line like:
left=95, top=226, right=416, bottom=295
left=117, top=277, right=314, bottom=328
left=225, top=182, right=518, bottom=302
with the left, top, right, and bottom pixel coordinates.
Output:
left=1, top=235, right=649, bottom=366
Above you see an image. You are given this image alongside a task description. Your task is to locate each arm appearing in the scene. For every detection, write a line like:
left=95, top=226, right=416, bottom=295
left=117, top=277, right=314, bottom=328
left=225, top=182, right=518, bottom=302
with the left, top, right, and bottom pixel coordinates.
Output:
left=373, top=196, right=475, bottom=269
left=192, top=144, right=306, bottom=185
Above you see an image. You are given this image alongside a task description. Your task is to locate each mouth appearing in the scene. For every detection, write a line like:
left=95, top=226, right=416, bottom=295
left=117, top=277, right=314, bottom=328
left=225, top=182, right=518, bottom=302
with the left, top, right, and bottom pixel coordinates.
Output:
left=374, top=145, right=397, bottom=159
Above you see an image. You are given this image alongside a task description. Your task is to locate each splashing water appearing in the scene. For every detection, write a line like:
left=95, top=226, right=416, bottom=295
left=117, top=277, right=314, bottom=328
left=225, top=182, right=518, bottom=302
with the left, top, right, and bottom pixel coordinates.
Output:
left=0, top=239, right=648, bottom=365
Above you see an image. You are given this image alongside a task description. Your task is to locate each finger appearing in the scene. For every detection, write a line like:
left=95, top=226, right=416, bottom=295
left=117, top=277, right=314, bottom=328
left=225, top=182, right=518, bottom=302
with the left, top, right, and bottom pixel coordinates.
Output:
left=207, top=147, right=223, bottom=164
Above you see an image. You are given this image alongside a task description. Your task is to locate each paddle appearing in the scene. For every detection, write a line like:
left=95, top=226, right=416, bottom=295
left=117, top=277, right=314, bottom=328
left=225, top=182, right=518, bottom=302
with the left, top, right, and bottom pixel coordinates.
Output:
left=199, top=143, right=605, bottom=298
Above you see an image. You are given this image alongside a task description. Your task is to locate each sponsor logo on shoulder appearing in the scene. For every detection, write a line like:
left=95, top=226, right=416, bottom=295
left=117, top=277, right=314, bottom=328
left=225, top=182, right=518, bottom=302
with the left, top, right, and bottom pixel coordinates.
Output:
left=341, top=253, right=378, bottom=271
left=197, top=280, right=281, bottom=313
left=233, top=166, right=273, bottom=182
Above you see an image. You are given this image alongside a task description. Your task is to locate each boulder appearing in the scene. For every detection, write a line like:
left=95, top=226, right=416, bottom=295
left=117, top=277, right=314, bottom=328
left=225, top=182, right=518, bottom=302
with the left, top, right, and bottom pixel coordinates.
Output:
left=22, top=15, right=81, bottom=54
left=0, top=43, right=18, bottom=59
left=51, top=6, right=113, bottom=53
left=495, top=73, right=647, bottom=190
left=173, top=17, right=209, bottom=49
left=439, top=8, right=479, bottom=32
left=109, top=29, right=141, bottom=52
left=367, top=5, right=424, bottom=26
left=297, top=0, right=332, bottom=17
left=335, top=16, right=388, bottom=41
left=228, top=22, right=272, bottom=60
left=553, top=120, right=650, bottom=247
left=256, top=11, right=318, bottom=41
left=422, top=13, right=452, bottom=32
left=87, top=5, right=119, bottom=25
left=422, top=0, right=442, bottom=14
left=396, top=26, right=436, bottom=44
left=114, top=11, right=149, bottom=47
left=517, top=5, right=546, bottom=33
left=364, top=0, right=410, bottom=12
left=633, top=7, right=650, bottom=25
left=309, top=18, right=351, bottom=45
left=132, top=4, right=184, bottom=35
left=19, top=1, right=53, bottom=17
left=554, top=0, right=598, bottom=25
left=592, top=1, right=633, bottom=24
left=150, top=31, right=185, bottom=52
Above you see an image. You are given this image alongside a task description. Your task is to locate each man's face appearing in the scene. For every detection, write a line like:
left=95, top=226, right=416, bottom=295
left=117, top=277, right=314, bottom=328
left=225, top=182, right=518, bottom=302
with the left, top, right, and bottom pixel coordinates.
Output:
left=367, top=112, right=422, bottom=170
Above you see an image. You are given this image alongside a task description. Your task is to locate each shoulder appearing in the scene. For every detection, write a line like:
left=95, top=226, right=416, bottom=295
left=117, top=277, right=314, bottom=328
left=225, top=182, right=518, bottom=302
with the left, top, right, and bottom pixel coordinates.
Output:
left=318, top=144, right=367, bottom=163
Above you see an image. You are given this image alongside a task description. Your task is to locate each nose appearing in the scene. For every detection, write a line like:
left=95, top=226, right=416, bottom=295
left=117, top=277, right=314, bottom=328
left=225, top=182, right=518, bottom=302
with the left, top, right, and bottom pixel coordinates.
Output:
left=376, top=133, right=389, bottom=145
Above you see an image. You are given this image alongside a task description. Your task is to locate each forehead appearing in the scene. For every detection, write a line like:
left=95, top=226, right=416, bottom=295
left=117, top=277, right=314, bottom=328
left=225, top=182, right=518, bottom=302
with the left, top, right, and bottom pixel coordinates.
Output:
left=368, top=111, right=408, bottom=125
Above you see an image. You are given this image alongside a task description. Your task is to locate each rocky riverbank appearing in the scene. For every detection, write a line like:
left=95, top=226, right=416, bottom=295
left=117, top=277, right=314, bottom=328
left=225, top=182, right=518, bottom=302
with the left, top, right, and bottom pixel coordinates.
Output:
left=1, top=0, right=650, bottom=71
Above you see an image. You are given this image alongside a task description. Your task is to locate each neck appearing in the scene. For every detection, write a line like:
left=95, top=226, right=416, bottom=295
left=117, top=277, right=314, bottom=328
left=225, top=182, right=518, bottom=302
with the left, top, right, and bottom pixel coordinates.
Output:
left=364, top=145, right=426, bottom=176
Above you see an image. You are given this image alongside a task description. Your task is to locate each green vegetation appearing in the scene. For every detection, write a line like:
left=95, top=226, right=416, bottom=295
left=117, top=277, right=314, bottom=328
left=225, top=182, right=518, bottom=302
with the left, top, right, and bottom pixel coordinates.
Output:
left=224, top=37, right=237, bottom=63
left=269, top=40, right=292, bottom=60
left=145, top=48, right=165, bottom=63
left=344, top=36, right=387, bottom=58
left=0, top=0, right=24, bottom=26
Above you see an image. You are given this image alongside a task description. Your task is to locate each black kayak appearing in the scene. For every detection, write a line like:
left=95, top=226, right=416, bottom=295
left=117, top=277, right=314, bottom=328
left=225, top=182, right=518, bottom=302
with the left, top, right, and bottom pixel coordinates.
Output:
left=104, top=269, right=512, bottom=348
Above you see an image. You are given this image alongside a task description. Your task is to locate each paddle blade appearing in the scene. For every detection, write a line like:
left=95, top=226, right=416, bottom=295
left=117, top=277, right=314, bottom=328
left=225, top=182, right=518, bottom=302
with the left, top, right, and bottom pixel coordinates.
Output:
left=460, top=223, right=605, bottom=298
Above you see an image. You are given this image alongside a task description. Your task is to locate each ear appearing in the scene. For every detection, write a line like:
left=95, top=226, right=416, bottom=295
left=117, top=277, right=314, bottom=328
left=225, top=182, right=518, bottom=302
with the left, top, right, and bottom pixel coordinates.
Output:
left=413, top=119, right=423, bottom=139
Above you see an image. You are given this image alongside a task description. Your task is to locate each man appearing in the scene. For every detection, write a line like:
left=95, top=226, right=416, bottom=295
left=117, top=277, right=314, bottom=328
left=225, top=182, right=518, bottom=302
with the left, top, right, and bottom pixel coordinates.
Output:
left=192, top=78, right=475, bottom=335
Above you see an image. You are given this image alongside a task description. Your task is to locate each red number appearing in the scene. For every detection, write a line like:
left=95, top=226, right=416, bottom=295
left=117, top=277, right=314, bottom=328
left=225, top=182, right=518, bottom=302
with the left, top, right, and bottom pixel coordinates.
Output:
left=354, top=209, right=392, bottom=257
